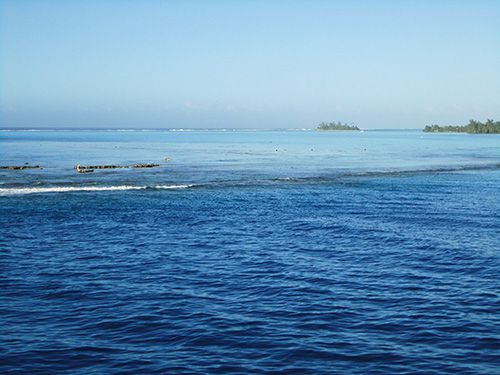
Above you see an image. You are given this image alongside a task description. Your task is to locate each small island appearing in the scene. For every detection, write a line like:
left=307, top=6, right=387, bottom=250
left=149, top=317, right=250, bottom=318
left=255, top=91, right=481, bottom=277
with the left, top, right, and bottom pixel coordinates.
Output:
left=316, top=121, right=360, bottom=131
left=423, top=119, right=500, bottom=134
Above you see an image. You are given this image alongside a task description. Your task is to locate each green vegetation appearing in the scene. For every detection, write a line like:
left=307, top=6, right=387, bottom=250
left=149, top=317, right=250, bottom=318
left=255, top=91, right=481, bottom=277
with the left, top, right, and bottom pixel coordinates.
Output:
left=316, top=122, right=360, bottom=131
left=423, top=119, right=500, bottom=134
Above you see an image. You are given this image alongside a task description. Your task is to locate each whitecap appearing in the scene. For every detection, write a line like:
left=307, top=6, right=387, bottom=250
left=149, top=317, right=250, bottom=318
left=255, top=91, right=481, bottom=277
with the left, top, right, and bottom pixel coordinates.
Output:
left=0, top=184, right=193, bottom=196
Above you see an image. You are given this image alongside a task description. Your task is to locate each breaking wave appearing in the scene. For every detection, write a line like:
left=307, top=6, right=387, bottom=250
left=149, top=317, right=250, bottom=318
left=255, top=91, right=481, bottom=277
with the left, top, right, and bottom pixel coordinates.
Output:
left=0, top=184, right=194, bottom=196
left=1, top=162, right=498, bottom=196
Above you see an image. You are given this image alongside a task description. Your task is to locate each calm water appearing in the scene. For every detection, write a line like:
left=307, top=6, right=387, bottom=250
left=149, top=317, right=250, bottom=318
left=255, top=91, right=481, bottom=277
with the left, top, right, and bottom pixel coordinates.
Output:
left=1, top=130, right=499, bottom=373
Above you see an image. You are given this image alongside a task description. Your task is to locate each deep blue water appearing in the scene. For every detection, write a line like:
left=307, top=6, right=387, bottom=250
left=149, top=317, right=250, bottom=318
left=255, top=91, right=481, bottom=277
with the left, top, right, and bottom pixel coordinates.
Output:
left=1, top=130, right=499, bottom=373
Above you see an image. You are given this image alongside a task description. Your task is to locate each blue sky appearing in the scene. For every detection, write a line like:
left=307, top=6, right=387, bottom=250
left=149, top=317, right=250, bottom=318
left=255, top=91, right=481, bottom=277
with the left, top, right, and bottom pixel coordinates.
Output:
left=1, top=0, right=499, bottom=128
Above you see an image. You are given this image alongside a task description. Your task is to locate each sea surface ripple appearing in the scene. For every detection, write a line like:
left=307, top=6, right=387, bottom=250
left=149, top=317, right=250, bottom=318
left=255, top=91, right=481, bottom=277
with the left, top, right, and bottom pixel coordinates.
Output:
left=1, top=130, right=499, bottom=373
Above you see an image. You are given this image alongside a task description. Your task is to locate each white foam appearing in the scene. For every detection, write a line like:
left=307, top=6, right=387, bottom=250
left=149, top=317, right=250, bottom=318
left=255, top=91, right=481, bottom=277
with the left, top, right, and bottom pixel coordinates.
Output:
left=154, top=184, right=193, bottom=189
left=0, top=184, right=193, bottom=196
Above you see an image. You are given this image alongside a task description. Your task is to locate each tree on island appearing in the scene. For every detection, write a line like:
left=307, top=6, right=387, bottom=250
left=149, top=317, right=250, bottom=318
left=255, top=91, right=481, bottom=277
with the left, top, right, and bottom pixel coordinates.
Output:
left=423, top=119, right=500, bottom=134
left=316, top=121, right=359, bottom=131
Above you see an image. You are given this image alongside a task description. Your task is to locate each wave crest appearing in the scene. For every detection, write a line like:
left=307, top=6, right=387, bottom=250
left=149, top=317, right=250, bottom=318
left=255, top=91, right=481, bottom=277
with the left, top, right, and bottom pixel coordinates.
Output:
left=0, top=184, right=193, bottom=196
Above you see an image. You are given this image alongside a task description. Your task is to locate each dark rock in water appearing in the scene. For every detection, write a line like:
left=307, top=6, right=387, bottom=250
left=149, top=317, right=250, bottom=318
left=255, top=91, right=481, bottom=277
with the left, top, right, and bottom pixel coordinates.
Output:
left=74, top=162, right=160, bottom=173
left=76, top=165, right=128, bottom=170
left=0, top=165, right=41, bottom=170
left=131, top=163, right=160, bottom=168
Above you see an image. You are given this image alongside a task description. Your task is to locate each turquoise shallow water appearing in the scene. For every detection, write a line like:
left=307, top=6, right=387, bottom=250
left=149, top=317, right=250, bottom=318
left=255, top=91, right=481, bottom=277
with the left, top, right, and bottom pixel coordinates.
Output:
left=1, top=130, right=499, bottom=373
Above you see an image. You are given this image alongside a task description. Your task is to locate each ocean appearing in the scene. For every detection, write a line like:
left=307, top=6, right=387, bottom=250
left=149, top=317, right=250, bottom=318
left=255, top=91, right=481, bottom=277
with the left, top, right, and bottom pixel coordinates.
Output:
left=1, top=129, right=499, bottom=373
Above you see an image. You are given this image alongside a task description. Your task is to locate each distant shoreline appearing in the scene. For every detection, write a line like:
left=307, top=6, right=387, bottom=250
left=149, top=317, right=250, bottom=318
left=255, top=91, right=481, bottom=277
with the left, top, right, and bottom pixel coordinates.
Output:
left=423, top=120, right=500, bottom=134
left=316, top=122, right=360, bottom=131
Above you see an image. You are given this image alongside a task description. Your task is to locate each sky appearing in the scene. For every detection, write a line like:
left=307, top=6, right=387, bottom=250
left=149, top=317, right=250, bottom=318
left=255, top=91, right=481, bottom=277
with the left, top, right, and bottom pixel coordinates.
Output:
left=0, top=0, right=499, bottom=129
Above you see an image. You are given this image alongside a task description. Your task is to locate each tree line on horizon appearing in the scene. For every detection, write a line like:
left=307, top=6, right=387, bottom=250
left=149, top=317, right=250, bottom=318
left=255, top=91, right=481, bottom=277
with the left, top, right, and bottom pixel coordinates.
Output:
left=316, top=122, right=360, bottom=131
left=423, top=119, right=500, bottom=134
